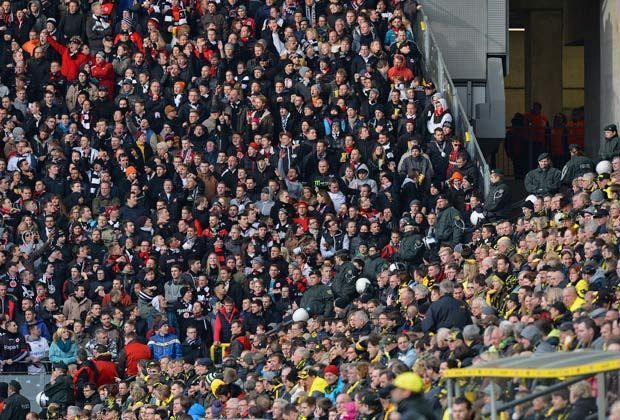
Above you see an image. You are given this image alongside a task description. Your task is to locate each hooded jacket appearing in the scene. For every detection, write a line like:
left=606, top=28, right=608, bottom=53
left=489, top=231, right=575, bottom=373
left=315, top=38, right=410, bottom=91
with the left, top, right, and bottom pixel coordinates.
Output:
left=387, top=54, right=414, bottom=82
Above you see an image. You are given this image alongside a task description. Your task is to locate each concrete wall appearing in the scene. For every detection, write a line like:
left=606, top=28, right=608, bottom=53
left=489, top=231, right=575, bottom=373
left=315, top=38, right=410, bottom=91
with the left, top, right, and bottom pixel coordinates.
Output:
left=505, top=31, right=526, bottom=126
left=504, top=30, right=584, bottom=127
left=600, top=0, right=620, bottom=139
left=525, top=11, right=564, bottom=120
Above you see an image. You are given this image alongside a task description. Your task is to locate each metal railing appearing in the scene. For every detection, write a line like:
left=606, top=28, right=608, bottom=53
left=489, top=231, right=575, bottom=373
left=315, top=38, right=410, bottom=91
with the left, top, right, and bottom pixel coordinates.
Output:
left=1, top=372, right=51, bottom=413
left=414, top=10, right=491, bottom=195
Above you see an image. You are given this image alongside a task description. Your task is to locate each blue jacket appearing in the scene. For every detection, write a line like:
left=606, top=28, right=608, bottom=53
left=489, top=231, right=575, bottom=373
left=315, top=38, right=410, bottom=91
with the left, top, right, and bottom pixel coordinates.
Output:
left=324, top=378, right=345, bottom=403
left=19, top=317, right=52, bottom=342
left=48, top=340, right=78, bottom=365
left=147, top=333, right=183, bottom=360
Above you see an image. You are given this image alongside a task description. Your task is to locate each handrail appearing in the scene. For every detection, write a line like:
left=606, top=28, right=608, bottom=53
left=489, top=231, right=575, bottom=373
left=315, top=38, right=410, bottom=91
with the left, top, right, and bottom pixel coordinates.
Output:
left=415, top=10, right=491, bottom=195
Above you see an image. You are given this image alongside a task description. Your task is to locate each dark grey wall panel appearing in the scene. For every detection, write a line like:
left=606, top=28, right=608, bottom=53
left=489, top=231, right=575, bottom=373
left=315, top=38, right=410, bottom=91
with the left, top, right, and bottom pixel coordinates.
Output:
left=423, top=0, right=488, bottom=80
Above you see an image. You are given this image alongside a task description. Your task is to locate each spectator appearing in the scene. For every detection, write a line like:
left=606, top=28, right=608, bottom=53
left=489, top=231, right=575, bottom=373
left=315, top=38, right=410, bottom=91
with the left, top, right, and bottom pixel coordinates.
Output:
left=147, top=320, right=182, bottom=361
left=48, top=327, right=78, bottom=365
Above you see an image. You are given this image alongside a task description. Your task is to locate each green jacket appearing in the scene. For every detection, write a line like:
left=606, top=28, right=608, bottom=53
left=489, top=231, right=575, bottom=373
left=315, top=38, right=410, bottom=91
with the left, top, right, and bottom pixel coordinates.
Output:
left=0, top=393, right=30, bottom=420
left=363, top=253, right=387, bottom=281
left=398, top=231, right=425, bottom=264
left=599, top=135, right=620, bottom=161
left=561, top=154, right=595, bottom=184
left=524, top=167, right=562, bottom=195
left=300, top=284, right=334, bottom=317
left=435, top=206, right=464, bottom=247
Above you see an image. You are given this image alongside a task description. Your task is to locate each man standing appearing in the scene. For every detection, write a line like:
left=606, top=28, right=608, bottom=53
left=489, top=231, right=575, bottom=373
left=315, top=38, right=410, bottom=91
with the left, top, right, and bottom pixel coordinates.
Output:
left=148, top=321, right=183, bottom=360
left=118, top=332, right=152, bottom=377
left=0, top=380, right=30, bottom=420
left=434, top=195, right=464, bottom=247
left=422, top=281, right=472, bottom=333
left=524, top=153, right=562, bottom=196
left=561, top=143, right=595, bottom=185
left=300, top=271, right=334, bottom=317
left=599, top=124, right=620, bottom=161
left=484, top=169, right=511, bottom=221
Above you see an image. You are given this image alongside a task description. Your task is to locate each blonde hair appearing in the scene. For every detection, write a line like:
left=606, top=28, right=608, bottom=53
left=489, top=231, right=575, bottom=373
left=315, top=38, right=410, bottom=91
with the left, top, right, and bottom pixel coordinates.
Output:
left=545, top=287, right=563, bottom=305
left=53, top=327, right=74, bottom=342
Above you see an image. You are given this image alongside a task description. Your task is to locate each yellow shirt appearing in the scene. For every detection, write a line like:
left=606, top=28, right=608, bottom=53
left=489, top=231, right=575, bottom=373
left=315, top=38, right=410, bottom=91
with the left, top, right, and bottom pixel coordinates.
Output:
left=309, top=377, right=328, bottom=396
left=569, top=296, right=586, bottom=312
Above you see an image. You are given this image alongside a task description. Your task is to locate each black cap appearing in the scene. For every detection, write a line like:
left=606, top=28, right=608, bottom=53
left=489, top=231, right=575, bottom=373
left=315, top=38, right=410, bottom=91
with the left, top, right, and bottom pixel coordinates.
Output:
left=442, top=121, right=453, bottom=129
left=522, top=201, right=534, bottom=211
left=568, top=143, right=581, bottom=151
left=436, top=194, right=448, bottom=201
left=537, top=152, right=550, bottom=161
left=195, top=358, right=214, bottom=368
left=375, top=105, right=384, bottom=114
left=361, top=393, right=381, bottom=406
left=491, top=168, right=504, bottom=176
left=604, top=124, right=617, bottom=132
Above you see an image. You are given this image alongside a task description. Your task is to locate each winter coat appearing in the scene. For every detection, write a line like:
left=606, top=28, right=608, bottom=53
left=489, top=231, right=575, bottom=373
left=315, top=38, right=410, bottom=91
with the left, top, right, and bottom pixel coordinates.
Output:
left=147, top=332, right=183, bottom=360
left=48, top=339, right=78, bottom=365
left=90, top=61, right=115, bottom=97
left=85, top=15, right=112, bottom=52
left=213, top=306, right=240, bottom=343
left=331, top=261, right=359, bottom=302
left=524, top=167, right=562, bottom=195
left=46, top=35, right=91, bottom=82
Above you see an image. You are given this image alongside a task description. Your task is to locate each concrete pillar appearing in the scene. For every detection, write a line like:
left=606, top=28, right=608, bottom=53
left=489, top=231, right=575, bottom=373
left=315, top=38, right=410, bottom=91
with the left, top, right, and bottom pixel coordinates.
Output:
left=584, top=0, right=601, bottom=157
left=599, top=0, right=620, bottom=150
left=525, top=11, right=563, bottom=120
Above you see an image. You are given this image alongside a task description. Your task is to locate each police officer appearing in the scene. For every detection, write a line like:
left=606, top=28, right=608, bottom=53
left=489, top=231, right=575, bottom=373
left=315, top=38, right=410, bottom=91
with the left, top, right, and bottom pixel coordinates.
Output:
left=598, top=124, right=620, bottom=161
left=331, top=251, right=360, bottom=302
left=299, top=270, right=334, bottom=317
left=0, top=380, right=30, bottom=420
left=434, top=194, right=464, bottom=247
left=397, top=220, right=425, bottom=268
left=524, top=153, right=562, bottom=196
left=484, top=169, right=512, bottom=221
left=561, top=144, right=595, bottom=185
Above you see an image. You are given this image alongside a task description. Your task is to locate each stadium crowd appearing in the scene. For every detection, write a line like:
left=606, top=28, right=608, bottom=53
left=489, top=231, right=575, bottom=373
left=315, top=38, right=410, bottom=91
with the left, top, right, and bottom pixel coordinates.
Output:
left=0, top=0, right=617, bottom=419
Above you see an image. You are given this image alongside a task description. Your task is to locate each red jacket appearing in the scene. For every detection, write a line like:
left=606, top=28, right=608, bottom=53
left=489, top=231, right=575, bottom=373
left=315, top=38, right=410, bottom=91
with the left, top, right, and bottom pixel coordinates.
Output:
left=91, top=61, right=115, bottom=98
left=214, top=306, right=240, bottom=343
left=387, top=55, right=414, bottom=83
left=123, top=341, right=152, bottom=376
left=113, top=32, right=145, bottom=54
left=46, top=35, right=91, bottom=82
left=93, top=358, right=118, bottom=387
